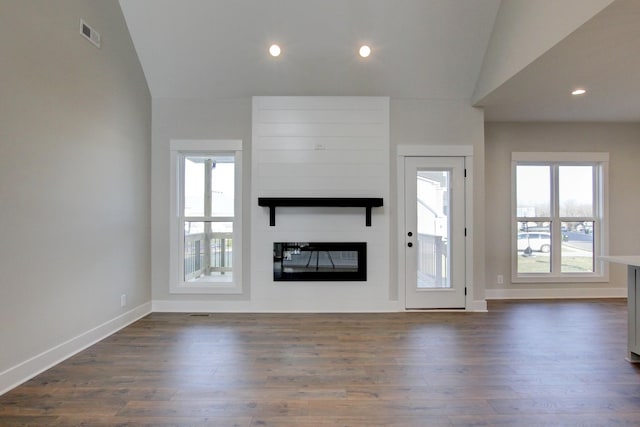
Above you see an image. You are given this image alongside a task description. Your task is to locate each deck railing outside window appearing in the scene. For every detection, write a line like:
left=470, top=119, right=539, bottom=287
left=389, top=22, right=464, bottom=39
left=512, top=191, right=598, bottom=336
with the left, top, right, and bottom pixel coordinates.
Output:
left=184, top=232, right=233, bottom=281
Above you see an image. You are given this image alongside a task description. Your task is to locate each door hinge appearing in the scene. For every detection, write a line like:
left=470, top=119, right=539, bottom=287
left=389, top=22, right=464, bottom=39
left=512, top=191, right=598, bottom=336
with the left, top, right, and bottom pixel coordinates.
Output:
left=464, top=228, right=467, bottom=236
left=464, top=287, right=467, bottom=296
left=464, top=168, right=467, bottom=178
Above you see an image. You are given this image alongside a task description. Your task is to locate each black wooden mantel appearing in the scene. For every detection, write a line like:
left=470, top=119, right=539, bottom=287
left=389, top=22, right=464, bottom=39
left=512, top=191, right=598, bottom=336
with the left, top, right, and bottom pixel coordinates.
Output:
left=258, top=197, right=384, bottom=227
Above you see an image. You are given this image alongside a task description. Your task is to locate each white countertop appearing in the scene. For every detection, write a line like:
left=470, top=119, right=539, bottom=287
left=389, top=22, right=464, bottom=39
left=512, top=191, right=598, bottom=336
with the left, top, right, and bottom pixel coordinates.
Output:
left=600, top=256, right=640, bottom=266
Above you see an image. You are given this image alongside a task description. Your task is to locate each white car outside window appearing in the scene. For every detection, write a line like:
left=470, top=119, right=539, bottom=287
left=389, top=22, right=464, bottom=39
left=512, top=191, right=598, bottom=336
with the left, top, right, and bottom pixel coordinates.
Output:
left=517, top=232, right=551, bottom=253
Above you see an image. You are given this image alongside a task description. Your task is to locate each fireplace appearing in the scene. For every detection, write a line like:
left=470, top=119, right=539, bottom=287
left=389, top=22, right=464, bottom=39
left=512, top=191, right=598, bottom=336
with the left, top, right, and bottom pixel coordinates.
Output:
left=273, top=242, right=367, bottom=281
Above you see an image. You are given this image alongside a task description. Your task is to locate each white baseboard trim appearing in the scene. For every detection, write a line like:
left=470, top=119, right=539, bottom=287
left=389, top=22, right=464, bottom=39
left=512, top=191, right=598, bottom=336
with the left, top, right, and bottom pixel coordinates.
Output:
left=485, top=287, right=627, bottom=300
left=153, top=299, right=490, bottom=313
left=152, top=299, right=401, bottom=313
left=0, top=302, right=151, bottom=396
left=468, top=299, right=488, bottom=312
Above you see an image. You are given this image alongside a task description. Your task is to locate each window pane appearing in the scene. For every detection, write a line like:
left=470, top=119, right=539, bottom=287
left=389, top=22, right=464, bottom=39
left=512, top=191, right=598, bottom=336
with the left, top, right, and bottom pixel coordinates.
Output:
left=517, top=165, right=550, bottom=217
left=184, top=221, right=233, bottom=282
left=184, top=157, right=206, bottom=217
left=561, top=221, right=594, bottom=273
left=184, top=155, right=234, bottom=217
left=516, top=221, right=551, bottom=273
left=559, top=166, right=593, bottom=217
left=210, top=160, right=234, bottom=217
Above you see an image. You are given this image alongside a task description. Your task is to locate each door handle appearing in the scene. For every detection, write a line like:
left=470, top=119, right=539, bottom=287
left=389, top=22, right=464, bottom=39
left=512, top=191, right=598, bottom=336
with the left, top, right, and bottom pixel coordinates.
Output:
left=407, top=242, right=413, bottom=247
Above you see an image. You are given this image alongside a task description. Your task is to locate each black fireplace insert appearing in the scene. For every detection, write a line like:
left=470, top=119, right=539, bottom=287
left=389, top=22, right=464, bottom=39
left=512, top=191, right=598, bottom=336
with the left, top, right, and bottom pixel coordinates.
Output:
left=273, top=242, right=366, bottom=281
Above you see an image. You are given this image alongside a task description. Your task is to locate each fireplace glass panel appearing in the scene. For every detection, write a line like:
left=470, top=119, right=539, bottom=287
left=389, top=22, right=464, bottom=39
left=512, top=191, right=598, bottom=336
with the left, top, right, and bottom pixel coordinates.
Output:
left=273, top=242, right=366, bottom=281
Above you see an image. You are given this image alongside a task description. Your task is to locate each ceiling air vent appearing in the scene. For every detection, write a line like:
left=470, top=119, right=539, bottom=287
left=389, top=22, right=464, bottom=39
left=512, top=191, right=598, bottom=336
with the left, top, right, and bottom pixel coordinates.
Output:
left=80, top=19, right=100, bottom=48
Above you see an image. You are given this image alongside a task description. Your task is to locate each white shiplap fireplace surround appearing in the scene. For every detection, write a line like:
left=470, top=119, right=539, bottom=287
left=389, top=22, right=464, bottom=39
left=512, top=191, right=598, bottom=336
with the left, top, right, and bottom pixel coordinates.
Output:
left=251, top=97, right=392, bottom=311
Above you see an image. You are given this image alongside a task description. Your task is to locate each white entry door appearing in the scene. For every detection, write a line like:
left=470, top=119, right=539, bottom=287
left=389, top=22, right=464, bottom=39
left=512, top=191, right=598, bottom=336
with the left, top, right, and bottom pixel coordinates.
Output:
left=405, top=157, right=466, bottom=309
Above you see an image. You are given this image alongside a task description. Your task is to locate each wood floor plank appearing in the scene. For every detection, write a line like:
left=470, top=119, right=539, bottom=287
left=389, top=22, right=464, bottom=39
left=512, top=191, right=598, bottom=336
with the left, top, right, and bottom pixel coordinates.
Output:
left=117, top=400, right=309, bottom=418
left=0, top=416, right=60, bottom=427
left=53, top=415, right=253, bottom=427
left=1, top=299, right=640, bottom=426
left=250, top=415, right=454, bottom=426
left=449, top=413, right=640, bottom=427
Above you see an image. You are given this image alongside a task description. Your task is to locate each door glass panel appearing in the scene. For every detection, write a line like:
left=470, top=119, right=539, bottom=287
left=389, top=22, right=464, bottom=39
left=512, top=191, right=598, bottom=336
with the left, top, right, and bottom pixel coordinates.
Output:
left=561, top=221, right=594, bottom=273
left=416, top=170, right=450, bottom=288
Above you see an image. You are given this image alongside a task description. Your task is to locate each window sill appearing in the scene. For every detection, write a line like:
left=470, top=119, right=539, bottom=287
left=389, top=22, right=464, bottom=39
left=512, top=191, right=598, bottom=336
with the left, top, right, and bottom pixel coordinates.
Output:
left=512, top=274, right=609, bottom=284
left=170, top=282, right=242, bottom=295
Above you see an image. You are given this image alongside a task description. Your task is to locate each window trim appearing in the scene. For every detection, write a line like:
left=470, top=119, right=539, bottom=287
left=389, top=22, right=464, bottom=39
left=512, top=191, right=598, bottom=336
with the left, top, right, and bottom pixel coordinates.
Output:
left=169, top=140, right=243, bottom=294
left=511, top=152, right=609, bottom=284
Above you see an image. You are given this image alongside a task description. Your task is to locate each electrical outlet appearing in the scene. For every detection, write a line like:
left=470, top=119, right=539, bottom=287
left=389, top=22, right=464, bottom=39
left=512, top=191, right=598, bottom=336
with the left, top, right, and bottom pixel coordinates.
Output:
left=497, top=275, right=504, bottom=285
left=120, top=294, right=127, bottom=307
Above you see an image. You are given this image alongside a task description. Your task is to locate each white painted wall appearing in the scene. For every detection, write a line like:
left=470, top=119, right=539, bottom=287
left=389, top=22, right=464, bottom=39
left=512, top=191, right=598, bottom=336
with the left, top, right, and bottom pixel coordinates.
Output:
left=390, top=100, right=486, bottom=306
left=473, top=0, right=614, bottom=104
left=484, top=122, right=640, bottom=298
left=151, top=98, right=486, bottom=311
left=151, top=98, right=252, bottom=307
left=250, top=97, right=391, bottom=312
left=0, top=0, right=151, bottom=392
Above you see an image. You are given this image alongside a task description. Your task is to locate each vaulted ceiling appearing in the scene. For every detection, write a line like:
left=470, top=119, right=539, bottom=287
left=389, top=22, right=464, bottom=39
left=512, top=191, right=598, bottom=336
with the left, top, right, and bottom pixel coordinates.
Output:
left=119, top=0, right=640, bottom=122
left=477, top=0, right=640, bottom=122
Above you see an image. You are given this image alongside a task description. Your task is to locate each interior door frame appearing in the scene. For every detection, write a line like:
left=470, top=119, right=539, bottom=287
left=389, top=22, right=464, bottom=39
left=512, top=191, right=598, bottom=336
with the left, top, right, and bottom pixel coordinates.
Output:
left=397, top=145, right=474, bottom=310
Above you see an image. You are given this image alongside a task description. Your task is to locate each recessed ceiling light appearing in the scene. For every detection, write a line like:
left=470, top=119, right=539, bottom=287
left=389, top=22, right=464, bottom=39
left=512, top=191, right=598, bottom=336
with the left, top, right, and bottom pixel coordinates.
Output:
left=269, top=44, right=281, bottom=57
left=359, top=45, right=371, bottom=58
left=571, top=88, right=586, bottom=95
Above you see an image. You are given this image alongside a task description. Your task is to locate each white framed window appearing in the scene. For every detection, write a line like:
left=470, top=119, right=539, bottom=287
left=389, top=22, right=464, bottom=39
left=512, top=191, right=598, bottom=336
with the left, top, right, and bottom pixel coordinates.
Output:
left=170, top=140, right=243, bottom=294
left=511, top=152, right=608, bottom=283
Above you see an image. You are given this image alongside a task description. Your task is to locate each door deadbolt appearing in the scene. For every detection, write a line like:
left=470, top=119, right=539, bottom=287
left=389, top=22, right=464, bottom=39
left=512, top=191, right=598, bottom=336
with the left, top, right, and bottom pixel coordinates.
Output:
left=407, top=242, right=413, bottom=247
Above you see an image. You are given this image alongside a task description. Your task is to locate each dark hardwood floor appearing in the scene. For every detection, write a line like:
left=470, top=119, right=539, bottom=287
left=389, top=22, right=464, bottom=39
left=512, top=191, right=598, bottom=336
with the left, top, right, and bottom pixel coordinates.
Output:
left=2, top=299, right=640, bottom=426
